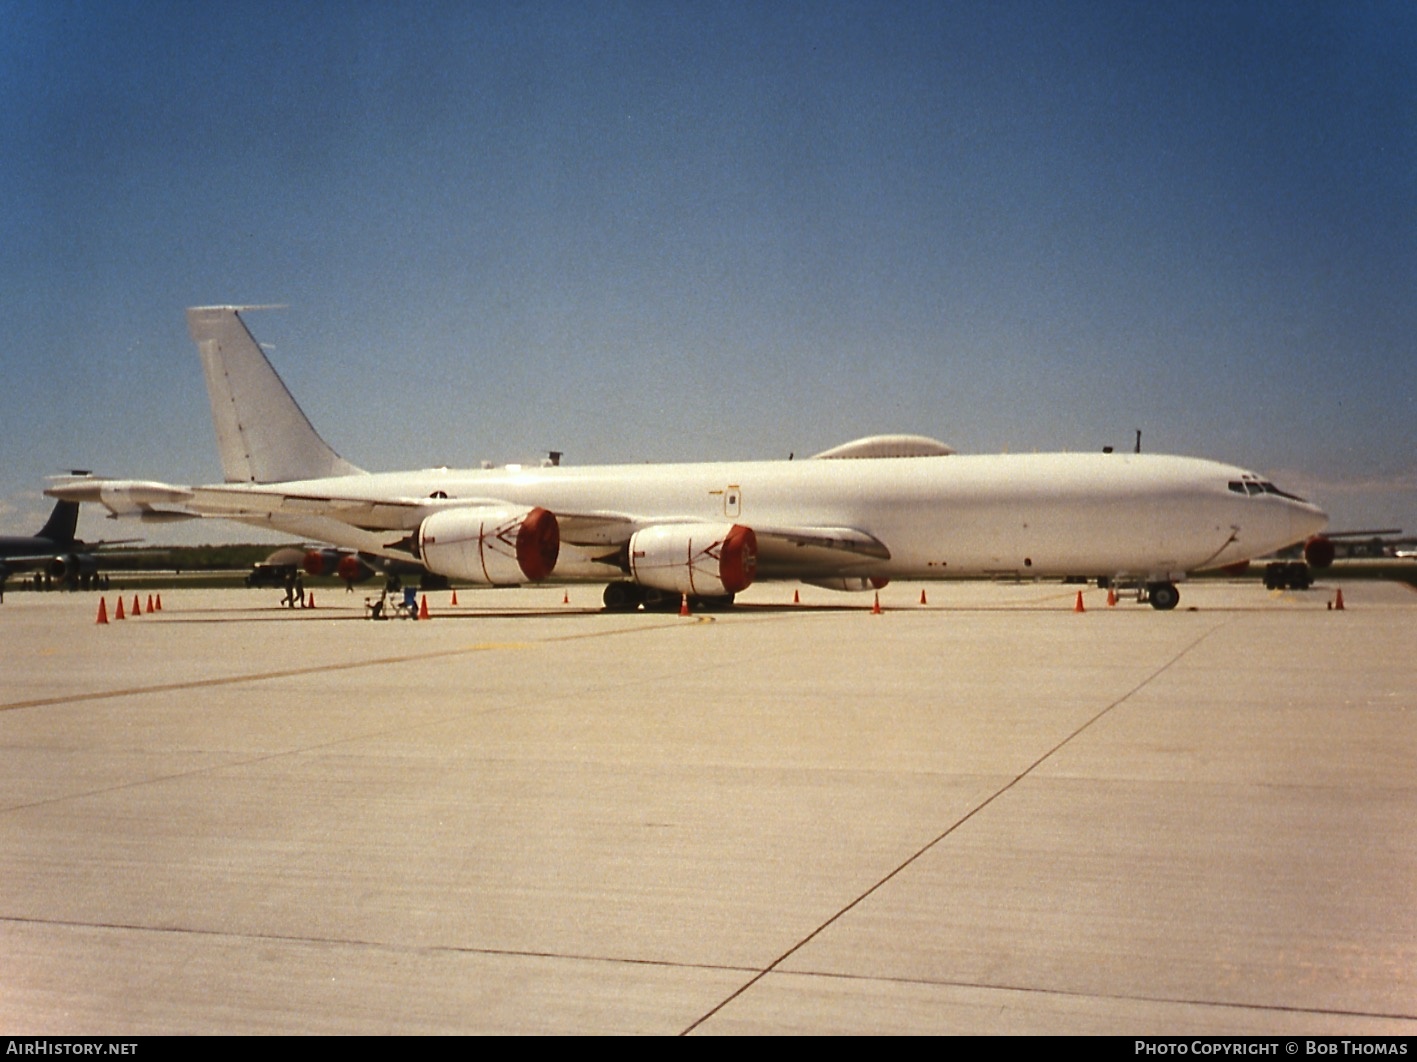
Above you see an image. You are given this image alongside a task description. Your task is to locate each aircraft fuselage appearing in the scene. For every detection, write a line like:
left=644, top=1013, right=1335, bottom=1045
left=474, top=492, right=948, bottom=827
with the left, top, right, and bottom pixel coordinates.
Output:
left=200, top=450, right=1325, bottom=585
left=46, top=307, right=1330, bottom=610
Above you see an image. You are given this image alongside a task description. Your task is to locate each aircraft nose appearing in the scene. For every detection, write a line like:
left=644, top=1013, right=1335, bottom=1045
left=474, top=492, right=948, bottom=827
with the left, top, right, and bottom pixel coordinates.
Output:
left=1292, top=500, right=1329, bottom=543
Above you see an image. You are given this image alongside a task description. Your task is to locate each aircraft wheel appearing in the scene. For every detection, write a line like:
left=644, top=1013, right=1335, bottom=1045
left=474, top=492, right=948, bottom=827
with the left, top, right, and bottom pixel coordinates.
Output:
left=693, top=594, right=736, bottom=611
left=642, top=588, right=682, bottom=612
left=1148, top=582, right=1180, bottom=610
left=602, top=582, right=642, bottom=611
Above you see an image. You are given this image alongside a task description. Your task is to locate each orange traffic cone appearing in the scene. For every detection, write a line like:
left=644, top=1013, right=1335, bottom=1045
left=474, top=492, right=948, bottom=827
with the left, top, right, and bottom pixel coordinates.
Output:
left=1074, top=591, right=1086, bottom=613
left=96, top=598, right=109, bottom=625
left=146, top=594, right=154, bottom=613
left=679, top=593, right=691, bottom=617
left=1107, top=587, right=1117, bottom=607
left=871, top=592, right=882, bottom=615
left=1334, top=588, right=1345, bottom=611
left=132, top=594, right=142, bottom=617
left=419, top=594, right=430, bottom=620
left=793, top=589, right=800, bottom=604
left=562, top=590, right=569, bottom=604
left=114, top=597, right=125, bottom=620
left=450, top=589, right=459, bottom=606
left=307, top=592, right=315, bottom=608
left=154, top=593, right=162, bottom=611
left=919, top=589, right=928, bottom=605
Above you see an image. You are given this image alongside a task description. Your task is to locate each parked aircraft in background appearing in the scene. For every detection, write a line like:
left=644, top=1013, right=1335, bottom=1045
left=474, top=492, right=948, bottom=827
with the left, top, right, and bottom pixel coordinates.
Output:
left=0, top=495, right=127, bottom=595
left=1307, top=529, right=1411, bottom=563
left=48, top=307, right=1328, bottom=610
left=300, top=547, right=434, bottom=587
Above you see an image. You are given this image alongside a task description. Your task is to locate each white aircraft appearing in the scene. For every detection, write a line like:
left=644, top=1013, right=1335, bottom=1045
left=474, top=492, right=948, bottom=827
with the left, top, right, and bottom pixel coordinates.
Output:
left=48, top=306, right=1328, bottom=610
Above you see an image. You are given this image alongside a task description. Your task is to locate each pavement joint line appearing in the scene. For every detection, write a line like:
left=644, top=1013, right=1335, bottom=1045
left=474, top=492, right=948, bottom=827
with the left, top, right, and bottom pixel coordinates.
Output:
left=758, top=966, right=1417, bottom=1023
left=680, top=615, right=1238, bottom=1035
left=13, top=913, right=1408, bottom=1024
left=0, top=618, right=690, bottom=714
left=2, top=913, right=1412, bottom=1027
left=0, top=615, right=780, bottom=816
left=0, top=913, right=762, bottom=976
left=0, top=621, right=715, bottom=815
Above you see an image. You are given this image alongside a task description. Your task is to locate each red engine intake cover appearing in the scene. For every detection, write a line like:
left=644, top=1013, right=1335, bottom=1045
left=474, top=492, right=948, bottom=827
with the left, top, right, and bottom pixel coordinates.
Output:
left=1304, top=536, right=1335, bottom=569
left=718, top=524, right=757, bottom=594
left=516, top=507, right=560, bottom=582
left=335, top=554, right=367, bottom=582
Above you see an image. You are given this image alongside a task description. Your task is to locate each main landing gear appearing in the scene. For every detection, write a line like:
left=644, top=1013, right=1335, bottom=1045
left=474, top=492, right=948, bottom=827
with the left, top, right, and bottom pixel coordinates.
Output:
left=601, top=582, right=735, bottom=612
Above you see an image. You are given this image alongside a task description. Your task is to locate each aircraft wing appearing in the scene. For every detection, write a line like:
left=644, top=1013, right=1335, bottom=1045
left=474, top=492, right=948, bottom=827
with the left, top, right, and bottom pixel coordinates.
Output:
left=0, top=551, right=69, bottom=572
left=178, top=486, right=891, bottom=559
left=54, top=478, right=891, bottom=576
left=555, top=515, right=891, bottom=575
left=184, top=486, right=504, bottom=530
left=750, top=525, right=891, bottom=577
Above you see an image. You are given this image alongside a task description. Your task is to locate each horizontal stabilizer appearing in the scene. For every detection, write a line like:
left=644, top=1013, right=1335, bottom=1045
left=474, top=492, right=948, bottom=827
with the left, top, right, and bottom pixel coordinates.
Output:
left=47, top=477, right=197, bottom=520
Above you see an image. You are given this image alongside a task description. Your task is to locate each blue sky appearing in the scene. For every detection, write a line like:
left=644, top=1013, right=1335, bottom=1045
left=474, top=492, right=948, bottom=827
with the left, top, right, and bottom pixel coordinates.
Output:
left=3, top=0, right=1414, bottom=544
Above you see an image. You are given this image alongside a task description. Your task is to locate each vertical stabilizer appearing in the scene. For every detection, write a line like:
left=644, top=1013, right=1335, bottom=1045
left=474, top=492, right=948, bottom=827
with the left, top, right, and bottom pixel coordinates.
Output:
left=187, top=307, right=365, bottom=483
left=37, top=499, right=80, bottom=544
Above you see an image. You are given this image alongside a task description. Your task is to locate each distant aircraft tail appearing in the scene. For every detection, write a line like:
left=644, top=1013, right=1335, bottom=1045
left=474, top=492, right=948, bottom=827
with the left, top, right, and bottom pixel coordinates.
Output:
left=36, top=498, right=80, bottom=544
left=186, top=306, right=365, bottom=484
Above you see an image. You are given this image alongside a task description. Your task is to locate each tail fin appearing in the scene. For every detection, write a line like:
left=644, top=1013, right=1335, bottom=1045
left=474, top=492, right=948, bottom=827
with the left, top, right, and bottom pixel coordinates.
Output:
left=37, top=499, right=80, bottom=544
left=187, top=306, right=365, bottom=484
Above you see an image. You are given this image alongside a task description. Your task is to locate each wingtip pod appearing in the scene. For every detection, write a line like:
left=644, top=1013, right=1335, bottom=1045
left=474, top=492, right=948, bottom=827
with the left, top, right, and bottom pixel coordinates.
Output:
left=186, top=306, right=364, bottom=484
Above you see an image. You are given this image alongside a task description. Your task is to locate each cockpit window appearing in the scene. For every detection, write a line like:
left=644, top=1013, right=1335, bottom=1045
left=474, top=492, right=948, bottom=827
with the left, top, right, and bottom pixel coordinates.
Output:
left=1261, top=481, right=1307, bottom=502
left=1229, top=476, right=1308, bottom=502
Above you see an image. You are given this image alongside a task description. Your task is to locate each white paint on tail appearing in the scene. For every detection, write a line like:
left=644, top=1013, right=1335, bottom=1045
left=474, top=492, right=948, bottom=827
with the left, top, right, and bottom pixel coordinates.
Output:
left=187, top=306, right=364, bottom=483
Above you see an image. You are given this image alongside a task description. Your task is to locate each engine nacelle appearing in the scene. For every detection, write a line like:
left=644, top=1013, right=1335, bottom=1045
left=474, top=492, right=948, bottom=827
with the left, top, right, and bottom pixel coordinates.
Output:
left=803, top=576, right=890, bottom=593
left=46, top=554, right=97, bottom=580
left=418, top=506, right=560, bottom=585
left=628, top=523, right=757, bottom=597
left=1304, top=535, right=1335, bottom=569
left=303, top=549, right=376, bottom=583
